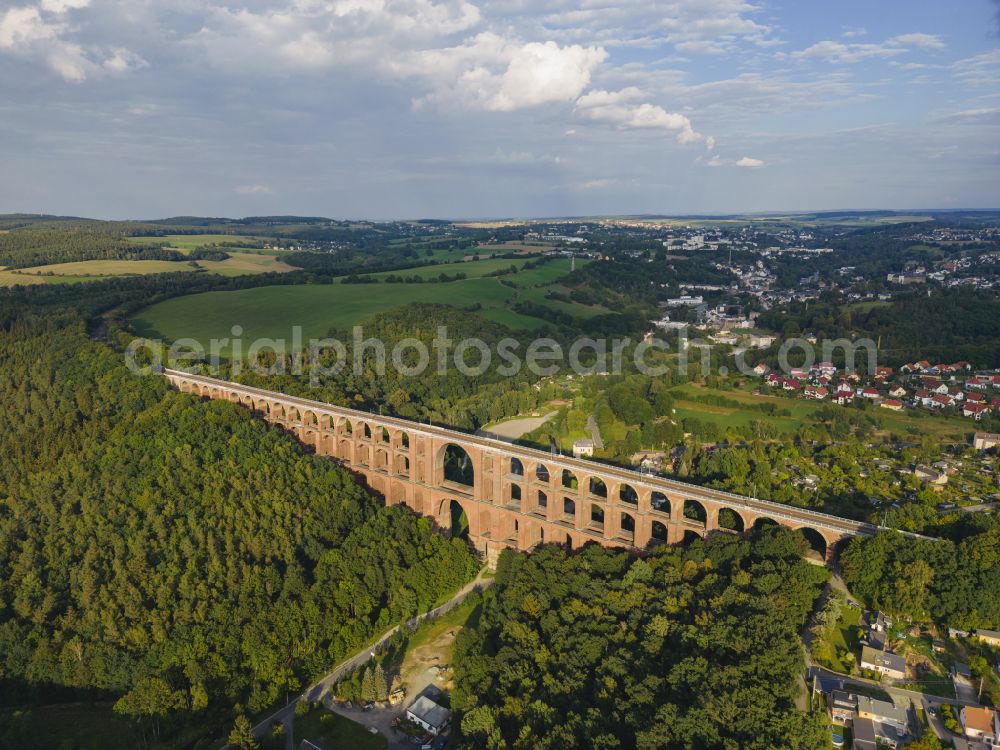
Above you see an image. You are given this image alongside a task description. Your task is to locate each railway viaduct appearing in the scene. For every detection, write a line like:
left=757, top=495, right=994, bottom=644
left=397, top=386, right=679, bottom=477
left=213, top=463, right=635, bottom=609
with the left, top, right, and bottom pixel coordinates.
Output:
left=164, top=369, right=879, bottom=565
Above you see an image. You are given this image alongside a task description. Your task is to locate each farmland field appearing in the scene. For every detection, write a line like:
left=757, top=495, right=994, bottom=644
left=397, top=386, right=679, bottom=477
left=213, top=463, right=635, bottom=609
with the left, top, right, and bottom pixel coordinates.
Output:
left=131, top=256, right=590, bottom=353
left=132, top=277, right=551, bottom=352
left=0, top=251, right=296, bottom=284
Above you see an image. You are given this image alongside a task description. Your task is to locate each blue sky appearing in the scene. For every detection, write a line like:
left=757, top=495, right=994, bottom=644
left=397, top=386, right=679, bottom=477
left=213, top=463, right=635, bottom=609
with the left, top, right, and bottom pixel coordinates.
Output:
left=1, top=0, right=998, bottom=219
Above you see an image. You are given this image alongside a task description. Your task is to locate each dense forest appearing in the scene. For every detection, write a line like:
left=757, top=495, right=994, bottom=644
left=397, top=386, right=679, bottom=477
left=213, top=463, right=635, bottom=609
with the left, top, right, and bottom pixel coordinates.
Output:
left=840, top=524, right=1000, bottom=630
left=227, top=303, right=563, bottom=429
left=0, top=225, right=172, bottom=268
left=0, top=316, right=478, bottom=745
left=452, top=528, right=830, bottom=750
left=756, top=289, right=1000, bottom=368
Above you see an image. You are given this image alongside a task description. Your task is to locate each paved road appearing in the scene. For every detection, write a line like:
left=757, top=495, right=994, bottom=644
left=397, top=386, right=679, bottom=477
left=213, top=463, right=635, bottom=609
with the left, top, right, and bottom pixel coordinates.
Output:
left=222, top=570, right=493, bottom=750
left=586, top=415, right=604, bottom=451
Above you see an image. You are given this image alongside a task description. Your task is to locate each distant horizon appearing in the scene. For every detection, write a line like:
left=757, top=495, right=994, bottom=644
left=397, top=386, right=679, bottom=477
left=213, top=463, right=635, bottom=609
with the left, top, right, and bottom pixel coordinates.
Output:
left=5, top=207, right=1000, bottom=225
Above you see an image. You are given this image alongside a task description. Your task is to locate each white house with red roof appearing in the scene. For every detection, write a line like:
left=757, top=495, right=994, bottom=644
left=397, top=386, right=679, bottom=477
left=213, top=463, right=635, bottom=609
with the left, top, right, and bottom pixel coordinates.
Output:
left=964, top=402, right=990, bottom=420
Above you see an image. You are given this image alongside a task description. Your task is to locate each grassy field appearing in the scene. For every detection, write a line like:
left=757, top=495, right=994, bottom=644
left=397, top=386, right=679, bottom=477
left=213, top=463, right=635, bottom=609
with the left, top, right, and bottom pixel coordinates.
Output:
left=0, top=705, right=139, bottom=750
left=294, top=706, right=386, bottom=750
left=0, top=704, right=211, bottom=750
left=132, top=277, right=546, bottom=350
left=131, top=257, right=587, bottom=351
left=671, top=383, right=971, bottom=440
left=365, top=256, right=584, bottom=283
left=812, top=604, right=862, bottom=673
left=1, top=252, right=296, bottom=283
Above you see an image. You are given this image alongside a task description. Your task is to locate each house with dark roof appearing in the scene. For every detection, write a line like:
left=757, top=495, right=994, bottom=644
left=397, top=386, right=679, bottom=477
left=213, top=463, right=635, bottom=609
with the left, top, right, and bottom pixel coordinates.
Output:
left=860, top=646, right=906, bottom=680
left=852, top=717, right=877, bottom=750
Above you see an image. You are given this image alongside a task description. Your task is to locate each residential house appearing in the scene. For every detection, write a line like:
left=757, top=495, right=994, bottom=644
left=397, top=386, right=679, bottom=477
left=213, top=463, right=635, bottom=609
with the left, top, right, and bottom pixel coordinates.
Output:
left=960, top=706, right=999, bottom=747
left=915, top=465, right=948, bottom=485
left=752, top=362, right=769, bottom=376
left=813, top=361, right=837, bottom=377
left=880, top=399, right=903, bottom=411
left=852, top=717, right=877, bottom=750
left=860, top=387, right=880, bottom=400
left=748, top=334, right=776, bottom=348
left=965, top=402, right=990, bottom=420
left=975, top=432, right=1000, bottom=450
left=977, top=629, right=1000, bottom=648
left=888, top=385, right=907, bottom=398
left=875, top=366, right=894, bottom=380
left=406, top=695, right=452, bottom=736
left=857, top=695, right=909, bottom=746
left=572, top=439, right=595, bottom=458
left=828, top=690, right=857, bottom=723
left=860, top=646, right=906, bottom=679
left=930, top=394, right=953, bottom=410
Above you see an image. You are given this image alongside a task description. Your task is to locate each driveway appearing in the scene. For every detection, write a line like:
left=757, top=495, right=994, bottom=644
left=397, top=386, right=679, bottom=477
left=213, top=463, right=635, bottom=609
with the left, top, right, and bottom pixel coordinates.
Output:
left=324, top=697, right=413, bottom=750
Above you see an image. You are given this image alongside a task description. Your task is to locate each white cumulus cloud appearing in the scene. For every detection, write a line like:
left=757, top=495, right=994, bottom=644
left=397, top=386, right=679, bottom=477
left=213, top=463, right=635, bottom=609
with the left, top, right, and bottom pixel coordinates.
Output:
left=575, top=87, right=709, bottom=146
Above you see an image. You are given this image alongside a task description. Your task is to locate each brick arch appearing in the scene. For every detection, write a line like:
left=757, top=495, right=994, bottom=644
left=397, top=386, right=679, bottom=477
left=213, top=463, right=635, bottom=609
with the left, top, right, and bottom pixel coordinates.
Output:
left=436, top=442, right=476, bottom=491
left=715, top=506, right=747, bottom=533
left=618, top=482, right=638, bottom=505
left=793, top=525, right=833, bottom=560
left=436, top=497, right=480, bottom=538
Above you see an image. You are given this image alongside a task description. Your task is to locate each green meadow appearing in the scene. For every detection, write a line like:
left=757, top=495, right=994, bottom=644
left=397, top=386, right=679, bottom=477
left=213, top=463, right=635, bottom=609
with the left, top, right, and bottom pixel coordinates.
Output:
left=670, top=383, right=970, bottom=439
left=131, top=257, right=591, bottom=351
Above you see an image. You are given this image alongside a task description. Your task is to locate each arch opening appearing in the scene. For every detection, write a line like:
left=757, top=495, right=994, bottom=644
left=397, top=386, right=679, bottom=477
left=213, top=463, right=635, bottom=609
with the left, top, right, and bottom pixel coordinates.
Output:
left=620, top=512, right=635, bottom=541
left=619, top=483, right=638, bottom=505
left=589, top=477, right=608, bottom=498
left=442, top=444, right=475, bottom=488
left=590, top=504, right=605, bottom=530
left=651, top=491, right=669, bottom=515
left=681, top=529, right=703, bottom=545
left=444, top=499, right=469, bottom=539
left=798, top=527, right=828, bottom=560
left=562, top=469, right=578, bottom=491
left=717, top=508, right=745, bottom=533
left=752, top=517, right=778, bottom=533
left=536, top=464, right=550, bottom=483
left=651, top=521, right=668, bottom=543
left=683, top=499, right=707, bottom=526
left=562, top=497, right=576, bottom=520
left=510, top=457, right=524, bottom=476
